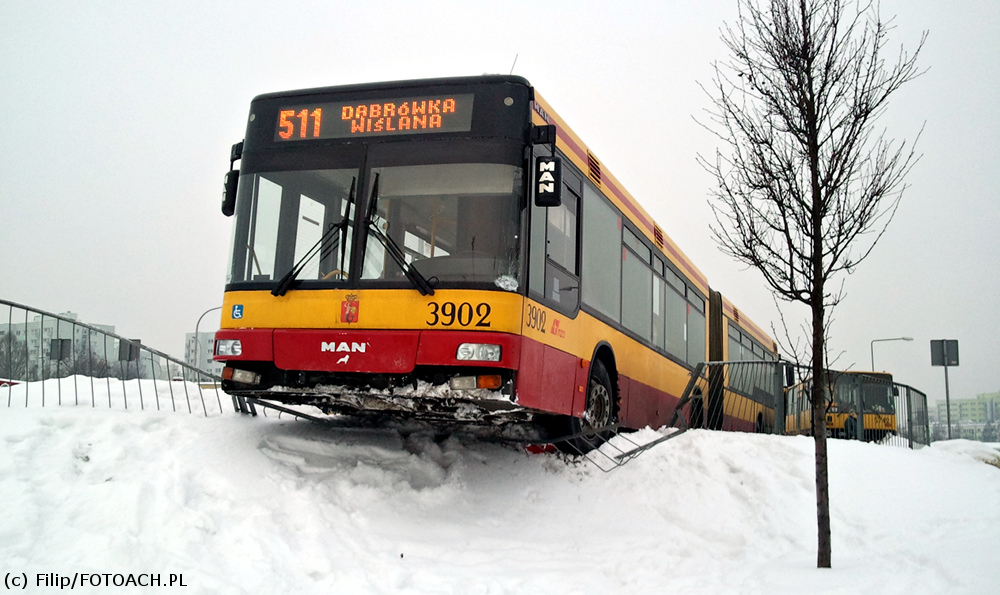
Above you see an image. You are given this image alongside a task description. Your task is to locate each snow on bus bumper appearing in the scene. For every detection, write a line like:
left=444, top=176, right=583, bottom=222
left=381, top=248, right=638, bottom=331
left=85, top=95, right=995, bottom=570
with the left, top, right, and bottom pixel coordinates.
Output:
left=262, top=378, right=526, bottom=422
left=214, top=328, right=521, bottom=408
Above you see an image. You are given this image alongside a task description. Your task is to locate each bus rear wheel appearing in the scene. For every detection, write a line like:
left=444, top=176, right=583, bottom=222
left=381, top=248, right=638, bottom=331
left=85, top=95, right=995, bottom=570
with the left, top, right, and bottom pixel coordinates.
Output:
left=556, top=360, right=618, bottom=454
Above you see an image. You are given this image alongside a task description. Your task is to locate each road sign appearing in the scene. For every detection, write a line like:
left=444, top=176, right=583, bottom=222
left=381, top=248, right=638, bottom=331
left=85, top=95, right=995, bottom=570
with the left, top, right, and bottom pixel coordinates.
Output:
left=930, top=339, right=959, bottom=366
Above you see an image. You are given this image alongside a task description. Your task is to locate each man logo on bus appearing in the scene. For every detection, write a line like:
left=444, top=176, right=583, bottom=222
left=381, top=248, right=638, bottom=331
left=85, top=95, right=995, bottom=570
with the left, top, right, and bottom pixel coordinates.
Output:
left=537, top=159, right=558, bottom=195
left=535, top=156, right=562, bottom=207
left=341, top=295, right=359, bottom=323
left=321, top=341, right=367, bottom=354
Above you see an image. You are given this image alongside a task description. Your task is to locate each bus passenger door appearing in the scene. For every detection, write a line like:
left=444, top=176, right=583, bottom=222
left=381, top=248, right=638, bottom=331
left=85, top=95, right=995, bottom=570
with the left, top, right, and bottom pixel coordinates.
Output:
left=528, top=154, right=581, bottom=316
left=521, top=151, right=583, bottom=416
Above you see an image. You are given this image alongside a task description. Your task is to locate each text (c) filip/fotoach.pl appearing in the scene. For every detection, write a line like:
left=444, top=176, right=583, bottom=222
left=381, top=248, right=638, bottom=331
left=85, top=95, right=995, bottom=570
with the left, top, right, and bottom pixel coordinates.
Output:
left=4, top=572, right=188, bottom=590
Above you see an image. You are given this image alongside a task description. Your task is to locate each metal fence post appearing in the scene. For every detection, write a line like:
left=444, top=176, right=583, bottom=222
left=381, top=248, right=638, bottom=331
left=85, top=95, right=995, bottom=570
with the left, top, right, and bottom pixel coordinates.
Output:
left=773, top=361, right=785, bottom=435
left=905, top=386, right=914, bottom=449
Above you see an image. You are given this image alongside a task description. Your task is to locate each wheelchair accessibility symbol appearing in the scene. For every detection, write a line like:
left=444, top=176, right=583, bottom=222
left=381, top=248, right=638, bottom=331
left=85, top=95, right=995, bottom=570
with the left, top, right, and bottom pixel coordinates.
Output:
left=232, top=305, right=244, bottom=319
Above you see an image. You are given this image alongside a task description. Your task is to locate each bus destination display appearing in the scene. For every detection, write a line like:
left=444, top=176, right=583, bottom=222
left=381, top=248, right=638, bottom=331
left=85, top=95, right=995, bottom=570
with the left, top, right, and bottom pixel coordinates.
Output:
left=274, top=93, right=474, bottom=141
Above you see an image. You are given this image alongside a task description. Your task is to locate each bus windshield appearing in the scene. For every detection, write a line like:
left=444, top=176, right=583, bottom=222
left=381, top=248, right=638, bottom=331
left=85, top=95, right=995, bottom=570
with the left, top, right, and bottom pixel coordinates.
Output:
left=361, top=162, right=522, bottom=288
left=861, top=377, right=894, bottom=413
left=228, top=168, right=359, bottom=285
left=227, top=145, right=524, bottom=291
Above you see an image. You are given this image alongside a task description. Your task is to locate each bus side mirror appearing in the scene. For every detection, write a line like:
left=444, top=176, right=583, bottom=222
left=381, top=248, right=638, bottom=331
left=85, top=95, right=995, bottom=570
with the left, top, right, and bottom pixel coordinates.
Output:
left=534, top=156, right=562, bottom=207
left=222, top=140, right=243, bottom=217
left=222, top=169, right=239, bottom=217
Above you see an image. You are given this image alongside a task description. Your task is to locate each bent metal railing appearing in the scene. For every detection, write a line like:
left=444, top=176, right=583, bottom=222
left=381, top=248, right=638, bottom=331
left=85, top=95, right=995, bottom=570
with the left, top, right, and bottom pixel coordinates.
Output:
left=1, top=299, right=230, bottom=416
left=565, top=360, right=929, bottom=471
left=551, top=360, right=786, bottom=471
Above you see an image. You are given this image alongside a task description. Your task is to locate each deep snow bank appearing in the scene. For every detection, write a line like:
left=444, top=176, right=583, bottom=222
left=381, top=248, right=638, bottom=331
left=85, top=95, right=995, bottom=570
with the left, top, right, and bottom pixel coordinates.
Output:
left=1, top=404, right=998, bottom=594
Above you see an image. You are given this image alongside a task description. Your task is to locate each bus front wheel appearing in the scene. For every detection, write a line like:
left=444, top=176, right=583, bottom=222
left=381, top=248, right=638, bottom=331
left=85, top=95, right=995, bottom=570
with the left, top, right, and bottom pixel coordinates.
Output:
left=556, top=359, right=618, bottom=454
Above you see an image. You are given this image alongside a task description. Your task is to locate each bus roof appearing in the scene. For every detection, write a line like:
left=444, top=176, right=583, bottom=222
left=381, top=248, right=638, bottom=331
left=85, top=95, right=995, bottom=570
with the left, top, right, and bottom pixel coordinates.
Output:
left=719, top=293, right=778, bottom=354
left=251, top=75, right=532, bottom=103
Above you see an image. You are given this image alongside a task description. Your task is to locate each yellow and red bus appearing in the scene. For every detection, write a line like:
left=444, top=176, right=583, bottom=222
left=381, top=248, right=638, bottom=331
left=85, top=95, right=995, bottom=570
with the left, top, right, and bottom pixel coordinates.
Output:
left=785, top=370, right=897, bottom=442
left=214, top=75, right=778, bottom=451
left=699, top=292, right=781, bottom=433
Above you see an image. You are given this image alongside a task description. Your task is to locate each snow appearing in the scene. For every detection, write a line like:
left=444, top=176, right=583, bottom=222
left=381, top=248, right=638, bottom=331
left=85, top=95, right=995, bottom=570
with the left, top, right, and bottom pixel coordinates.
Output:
left=2, top=377, right=999, bottom=594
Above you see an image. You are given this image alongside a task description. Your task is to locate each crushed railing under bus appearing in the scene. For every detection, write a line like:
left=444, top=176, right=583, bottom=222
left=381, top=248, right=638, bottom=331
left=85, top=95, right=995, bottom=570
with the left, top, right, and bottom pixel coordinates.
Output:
left=557, top=360, right=931, bottom=471
left=1, top=299, right=230, bottom=416
left=554, top=360, right=787, bottom=471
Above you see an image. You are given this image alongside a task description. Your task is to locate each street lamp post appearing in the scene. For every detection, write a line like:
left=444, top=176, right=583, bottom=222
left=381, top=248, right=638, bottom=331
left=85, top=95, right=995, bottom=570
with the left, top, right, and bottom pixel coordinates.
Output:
left=870, top=336, right=913, bottom=371
left=194, top=306, right=222, bottom=380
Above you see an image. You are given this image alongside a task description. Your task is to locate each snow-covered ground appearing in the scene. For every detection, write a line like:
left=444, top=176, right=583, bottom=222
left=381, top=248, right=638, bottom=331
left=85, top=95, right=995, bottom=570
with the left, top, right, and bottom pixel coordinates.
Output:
left=2, top=377, right=998, bottom=594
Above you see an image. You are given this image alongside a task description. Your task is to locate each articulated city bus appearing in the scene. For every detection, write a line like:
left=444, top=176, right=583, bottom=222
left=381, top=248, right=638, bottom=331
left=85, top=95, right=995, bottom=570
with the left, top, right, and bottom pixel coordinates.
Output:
left=213, top=75, right=778, bottom=451
left=785, top=370, right=897, bottom=442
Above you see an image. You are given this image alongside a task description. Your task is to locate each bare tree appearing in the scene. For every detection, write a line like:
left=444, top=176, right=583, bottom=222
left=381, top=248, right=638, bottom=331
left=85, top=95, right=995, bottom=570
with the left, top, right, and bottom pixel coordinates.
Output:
left=698, top=0, right=924, bottom=567
left=0, top=333, right=29, bottom=381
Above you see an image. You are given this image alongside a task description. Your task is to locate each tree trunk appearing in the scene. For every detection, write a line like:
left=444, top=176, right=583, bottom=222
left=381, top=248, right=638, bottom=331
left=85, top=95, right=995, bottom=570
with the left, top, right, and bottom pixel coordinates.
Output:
left=811, top=293, right=831, bottom=568
left=807, top=30, right=832, bottom=562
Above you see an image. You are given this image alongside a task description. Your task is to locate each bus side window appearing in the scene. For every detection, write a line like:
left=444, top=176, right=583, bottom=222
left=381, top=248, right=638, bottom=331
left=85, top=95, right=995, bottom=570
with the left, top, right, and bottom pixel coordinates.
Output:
left=581, top=185, right=622, bottom=322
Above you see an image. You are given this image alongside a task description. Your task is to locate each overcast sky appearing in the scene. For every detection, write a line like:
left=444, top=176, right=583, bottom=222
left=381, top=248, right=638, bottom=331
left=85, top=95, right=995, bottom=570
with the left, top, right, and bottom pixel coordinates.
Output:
left=2, top=1, right=997, bottom=405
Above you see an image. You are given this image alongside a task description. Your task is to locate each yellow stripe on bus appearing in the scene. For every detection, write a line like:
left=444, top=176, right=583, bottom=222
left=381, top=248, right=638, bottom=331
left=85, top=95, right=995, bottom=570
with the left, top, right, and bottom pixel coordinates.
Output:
left=220, top=289, right=524, bottom=334
left=520, top=298, right=695, bottom=404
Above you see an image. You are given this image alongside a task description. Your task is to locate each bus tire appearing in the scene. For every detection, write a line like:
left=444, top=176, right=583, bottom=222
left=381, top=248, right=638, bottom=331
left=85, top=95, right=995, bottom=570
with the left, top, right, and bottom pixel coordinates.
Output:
left=689, top=394, right=705, bottom=429
left=557, top=359, right=617, bottom=454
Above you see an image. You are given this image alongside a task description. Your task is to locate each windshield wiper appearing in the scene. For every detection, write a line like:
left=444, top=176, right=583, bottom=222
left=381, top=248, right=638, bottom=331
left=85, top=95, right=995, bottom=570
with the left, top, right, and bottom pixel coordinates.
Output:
left=271, top=223, right=342, bottom=297
left=340, top=177, right=356, bottom=276
left=272, top=177, right=356, bottom=297
left=364, top=173, right=436, bottom=296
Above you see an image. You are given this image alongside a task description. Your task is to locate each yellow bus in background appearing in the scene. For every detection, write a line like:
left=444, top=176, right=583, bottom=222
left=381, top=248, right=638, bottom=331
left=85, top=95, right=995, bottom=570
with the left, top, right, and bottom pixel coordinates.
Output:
left=786, top=370, right=897, bottom=442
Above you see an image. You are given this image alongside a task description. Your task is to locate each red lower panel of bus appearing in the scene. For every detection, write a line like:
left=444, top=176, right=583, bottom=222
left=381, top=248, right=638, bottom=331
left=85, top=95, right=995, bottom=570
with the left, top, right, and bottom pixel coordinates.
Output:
left=215, top=328, right=522, bottom=374
left=620, top=376, right=683, bottom=430
left=725, top=417, right=755, bottom=433
left=514, top=337, right=686, bottom=428
left=216, top=329, right=756, bottom=430
left=515, top=338, right=587, bottom=417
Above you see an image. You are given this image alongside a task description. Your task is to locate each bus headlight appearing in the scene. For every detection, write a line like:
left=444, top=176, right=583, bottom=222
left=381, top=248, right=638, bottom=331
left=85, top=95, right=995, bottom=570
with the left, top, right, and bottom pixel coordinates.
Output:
left=456, top=343, right=501, bottom=362
left=216, top=339, right=242, bottom=357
